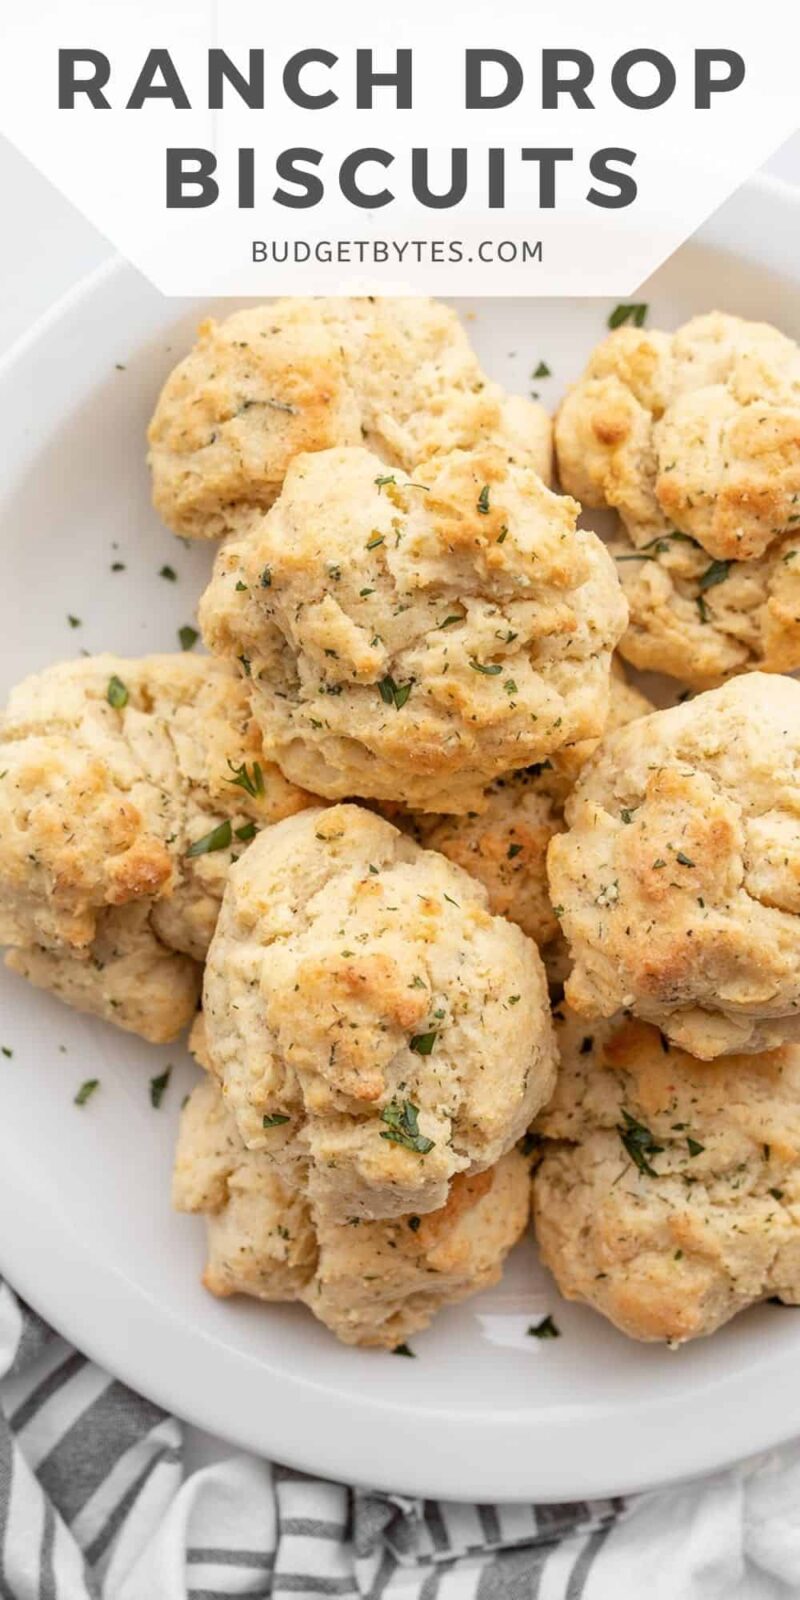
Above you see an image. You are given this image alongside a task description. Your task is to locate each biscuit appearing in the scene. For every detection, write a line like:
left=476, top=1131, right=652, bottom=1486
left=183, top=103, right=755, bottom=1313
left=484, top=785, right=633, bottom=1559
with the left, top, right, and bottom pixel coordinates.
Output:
left=6, top=904, right=200, bottom=1044
left=199, top=444, right=627, bottom=812
left=174, top=1075, right=530, bottom=1347
left=407, top=660, right=653, bottom=957
left=556, top=312, right=800, bottom=685
left=200, top=803, right=556, bottom=1221
left=557, top=312, right=800, bottom=561
left=533, top=1009, right=800, bottom=1343
left=610, top=526, right=800, bottom=689
left=148, top=296, right=553, bottom=540
left=547, top=673, right=800, bottom=1058
left=0, top=654, right=313, bottom=1038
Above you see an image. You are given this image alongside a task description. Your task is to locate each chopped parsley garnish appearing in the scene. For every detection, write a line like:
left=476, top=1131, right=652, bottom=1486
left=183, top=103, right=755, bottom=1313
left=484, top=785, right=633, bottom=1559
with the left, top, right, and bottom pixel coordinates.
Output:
left=698, top=559, right=731, bottom=593
left=508, top=842, right=523, bottom=860
left=263, top=1113, right=291, bottom=1128
left=409, top=1031, right=438, bottom=1056
left=617, top=1109, right=664, bottom=1176
left=468, top=659, right=503, bottom=675
left=438, top=615, right=462, bottom=629
left=260, top=566, right=272, bottom=588
left=641, top=530, right=700, bottom=551
left=235, top=821, right=257, bottom=842
left=150, top=1067, right=172, bottom=1108
left=67, top=615, right=82, bottom=628
left=74, top=1079, right=99, bottom=1106
left=107, top=675, right=129, bottom=709
left=377, top=675, right=412, bottom=710
left=179, top=625, right=199, bottom=651
left=186, top=819, right=233, bottom=857
left=1, top=1047, right=13, bottom=1059
left=408, top=1216, right=421, bottom=1232
left=393, top=1343, right=416, bottom=1357
left=532, top=361, right=551, bottom=379
left=159, top=564, right=177, bottom=581
left=528, top=1315, right=560, bottom=1339
left=477, top=484, right=491, bottom=515
left=235, top=579, right=248, bottom=591
left=374, top=474, right=396, bottom=491
left=686, top=1137, right=705, bottom=1157
left=111, top=561, right=126, bottom=572
left=608, top=303, right=648, bottom=329
left=366, top=533, right=385, bottom=550
left=676, top=851, right=695, bottom=868
left=226, top=759, right=265, bottom=799
left=380, top=1100, right=435, bottom=1155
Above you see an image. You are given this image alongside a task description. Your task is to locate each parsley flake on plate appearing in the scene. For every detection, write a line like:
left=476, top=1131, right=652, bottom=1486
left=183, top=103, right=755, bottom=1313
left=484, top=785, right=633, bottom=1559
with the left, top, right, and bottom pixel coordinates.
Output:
left=150, top=1067, right=172, bottom=1108
left=607, top=303, right=648, bottom=329
left=528, top=1315, right=560, bottom=1340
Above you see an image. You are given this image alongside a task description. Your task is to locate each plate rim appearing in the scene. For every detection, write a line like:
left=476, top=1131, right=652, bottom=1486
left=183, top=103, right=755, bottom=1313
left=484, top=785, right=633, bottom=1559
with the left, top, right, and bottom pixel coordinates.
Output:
left=2, top=171, right=800, bottom=1503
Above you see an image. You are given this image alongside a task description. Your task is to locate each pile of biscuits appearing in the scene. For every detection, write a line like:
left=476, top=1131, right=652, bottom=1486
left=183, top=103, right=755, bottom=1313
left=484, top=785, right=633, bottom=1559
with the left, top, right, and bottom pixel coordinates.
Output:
left=3, top=296, right=800, bottom=1350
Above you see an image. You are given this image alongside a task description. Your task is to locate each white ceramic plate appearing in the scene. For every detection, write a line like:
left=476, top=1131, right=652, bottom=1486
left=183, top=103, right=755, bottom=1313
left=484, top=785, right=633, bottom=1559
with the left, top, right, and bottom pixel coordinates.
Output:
left=1, top=175, right=800, bottom=1505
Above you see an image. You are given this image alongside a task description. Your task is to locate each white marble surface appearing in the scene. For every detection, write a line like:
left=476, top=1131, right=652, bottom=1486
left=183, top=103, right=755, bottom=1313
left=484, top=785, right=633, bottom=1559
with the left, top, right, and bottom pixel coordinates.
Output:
left=1, top=125, right=798, bottom=1478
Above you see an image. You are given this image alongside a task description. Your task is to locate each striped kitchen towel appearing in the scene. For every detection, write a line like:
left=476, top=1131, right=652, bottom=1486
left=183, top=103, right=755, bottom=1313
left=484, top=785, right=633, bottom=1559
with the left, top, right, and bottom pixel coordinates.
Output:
left=1, top=1280, right=799, bottom=1600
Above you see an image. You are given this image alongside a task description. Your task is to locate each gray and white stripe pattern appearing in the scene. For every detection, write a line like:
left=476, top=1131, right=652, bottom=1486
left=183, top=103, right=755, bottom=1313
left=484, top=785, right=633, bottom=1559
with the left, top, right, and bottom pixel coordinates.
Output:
left=1, top=1279, right=798, bottom=1600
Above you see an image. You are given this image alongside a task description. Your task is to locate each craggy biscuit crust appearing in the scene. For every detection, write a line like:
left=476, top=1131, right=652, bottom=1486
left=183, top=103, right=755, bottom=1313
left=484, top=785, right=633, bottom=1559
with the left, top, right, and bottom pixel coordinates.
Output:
left=200, top=803, right=556, bottom=1221
left=199, top=445, right=627, bottom=812
left=533, top=1009, right=800, bottom=1343
left=557, top=312, right=800, bottom=562
left=406, top=660, right=652, bottom=955
left=547, top=673, right=800, bottom=1058
left=556, top=312, right=800, bottom=685
left=6, top=904, right=201, bottom=1044
left=610, top=527, right=800, bottom=689
left=174, top=1075, right=530, bottom=1347
left=148, top=296, right=553, bottom=541
left=0, top=653, right=313, bottom=1037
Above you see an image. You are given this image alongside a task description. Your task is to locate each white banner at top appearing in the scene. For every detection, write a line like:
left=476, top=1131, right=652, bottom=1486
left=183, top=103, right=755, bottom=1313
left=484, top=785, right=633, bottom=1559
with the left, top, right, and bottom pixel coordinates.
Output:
left=0, top=0, right=797, bottom=296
